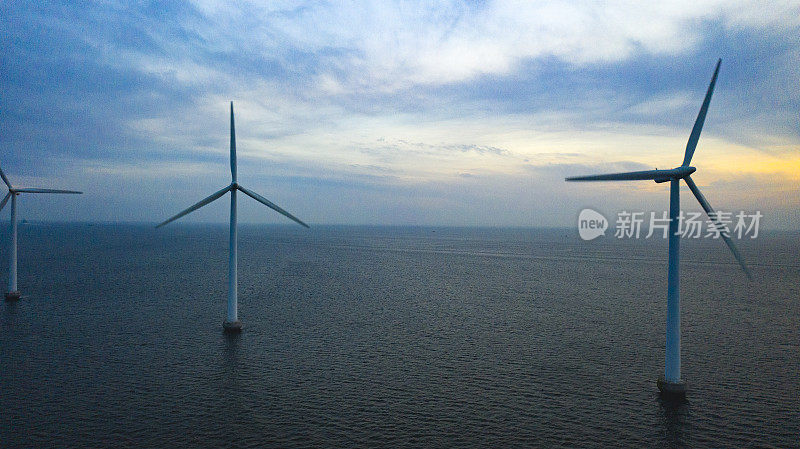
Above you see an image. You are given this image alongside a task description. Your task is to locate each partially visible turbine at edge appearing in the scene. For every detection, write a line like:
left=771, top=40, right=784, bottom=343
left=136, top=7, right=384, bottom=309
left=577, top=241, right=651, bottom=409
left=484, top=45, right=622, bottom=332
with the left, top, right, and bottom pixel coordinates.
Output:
left=0, top=164, right=82, bottom=301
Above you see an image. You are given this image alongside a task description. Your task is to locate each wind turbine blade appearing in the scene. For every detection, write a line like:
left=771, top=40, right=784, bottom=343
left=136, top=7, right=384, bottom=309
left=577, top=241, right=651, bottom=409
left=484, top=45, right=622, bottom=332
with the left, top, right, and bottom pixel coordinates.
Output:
left=237, top=185, right=309, bottom=228
left=0, top=166, right=11, bottom=189
left=682, top=59, right=721, bottom=167
left=0, top=192, right=10, bottom=212
left=566, top=169, right=672, bottom=181
left=230, top=101, right=237, bottom=183
left=13, top=188, right=82, bottom=194
left=684, top=176, right=752, bottom=279
left=156, top=185, right=232, bottom=228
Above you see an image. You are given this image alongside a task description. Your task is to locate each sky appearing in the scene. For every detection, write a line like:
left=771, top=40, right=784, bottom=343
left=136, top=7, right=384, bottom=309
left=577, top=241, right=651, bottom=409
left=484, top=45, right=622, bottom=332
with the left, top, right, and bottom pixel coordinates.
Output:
left=1, top=1, right=798, bottom=228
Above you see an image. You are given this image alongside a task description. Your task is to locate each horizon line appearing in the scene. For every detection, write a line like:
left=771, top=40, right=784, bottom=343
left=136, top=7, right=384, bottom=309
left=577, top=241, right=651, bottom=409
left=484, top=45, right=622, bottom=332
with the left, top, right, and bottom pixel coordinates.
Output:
left=4, top=220, right=799, bottom=232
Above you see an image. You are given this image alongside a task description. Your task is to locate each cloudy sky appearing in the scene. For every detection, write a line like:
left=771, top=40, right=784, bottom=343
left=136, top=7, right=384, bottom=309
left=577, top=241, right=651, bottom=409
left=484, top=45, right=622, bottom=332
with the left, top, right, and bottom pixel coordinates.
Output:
left=1, top=1, right=798, bottom=228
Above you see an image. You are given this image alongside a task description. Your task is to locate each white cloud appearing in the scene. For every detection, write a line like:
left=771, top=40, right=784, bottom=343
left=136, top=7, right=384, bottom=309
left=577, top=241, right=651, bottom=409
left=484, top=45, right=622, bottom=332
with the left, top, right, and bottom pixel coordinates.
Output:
left=186, top=0, right=799, bottom=92
left=624, top=93, right=695, bottom=117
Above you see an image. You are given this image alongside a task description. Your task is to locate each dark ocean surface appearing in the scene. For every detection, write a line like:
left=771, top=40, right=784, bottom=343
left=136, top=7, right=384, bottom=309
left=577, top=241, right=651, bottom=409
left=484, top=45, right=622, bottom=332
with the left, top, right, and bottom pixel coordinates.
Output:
left=1, top=224, right=798, bottom=448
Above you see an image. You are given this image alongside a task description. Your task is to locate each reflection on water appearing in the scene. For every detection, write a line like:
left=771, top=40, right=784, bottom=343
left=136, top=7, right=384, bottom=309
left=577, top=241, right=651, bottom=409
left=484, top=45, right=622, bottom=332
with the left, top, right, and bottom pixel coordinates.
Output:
left=223, top=331, right=241, bottom=363
left=3, top=299, right=18, bottom=320
left=658, top=395, right=690, bottom=447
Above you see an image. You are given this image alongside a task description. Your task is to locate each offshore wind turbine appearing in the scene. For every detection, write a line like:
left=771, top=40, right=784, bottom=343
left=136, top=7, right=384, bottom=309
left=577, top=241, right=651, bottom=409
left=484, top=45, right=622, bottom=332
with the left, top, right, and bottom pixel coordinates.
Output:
left=566, top=59, right=751, bottom=396
left=157, top=102, right=309, bottom=332
left=0, top=166, right=82, bottom=300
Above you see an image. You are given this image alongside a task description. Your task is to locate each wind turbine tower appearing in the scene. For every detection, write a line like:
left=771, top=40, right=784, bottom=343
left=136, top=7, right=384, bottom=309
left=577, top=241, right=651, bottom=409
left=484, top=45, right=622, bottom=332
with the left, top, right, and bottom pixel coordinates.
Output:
left=566, top=60, right=751, bottom=397
left=157, top=102, right=309, bottom=332
left=0, top=166, right=82, bottom=300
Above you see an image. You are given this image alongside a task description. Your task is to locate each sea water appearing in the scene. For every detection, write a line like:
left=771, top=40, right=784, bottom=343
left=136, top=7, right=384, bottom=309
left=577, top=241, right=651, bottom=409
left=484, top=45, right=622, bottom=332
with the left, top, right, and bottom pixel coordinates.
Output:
left=1, top=224, right=797, bottom=447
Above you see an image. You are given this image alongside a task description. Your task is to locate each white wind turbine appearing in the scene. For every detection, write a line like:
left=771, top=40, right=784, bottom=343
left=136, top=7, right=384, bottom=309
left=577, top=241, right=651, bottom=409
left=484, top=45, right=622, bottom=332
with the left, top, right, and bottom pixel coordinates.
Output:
left=0, top=166, right=82, bottom=300
left=157, top=102, right=309, bottom=332
left=566, top=60, right=751, bottom=397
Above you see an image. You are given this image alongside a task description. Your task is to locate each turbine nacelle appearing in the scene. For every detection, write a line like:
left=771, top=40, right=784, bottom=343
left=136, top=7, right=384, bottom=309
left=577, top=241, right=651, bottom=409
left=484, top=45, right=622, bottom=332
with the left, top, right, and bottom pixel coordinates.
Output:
left=653, top=166, right=696, bottom=183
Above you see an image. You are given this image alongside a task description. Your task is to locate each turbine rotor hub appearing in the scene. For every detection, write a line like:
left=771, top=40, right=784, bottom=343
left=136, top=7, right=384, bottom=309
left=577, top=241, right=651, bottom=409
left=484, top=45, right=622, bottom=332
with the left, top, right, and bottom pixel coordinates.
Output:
left=674, top=166, right=697, bottom=178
